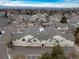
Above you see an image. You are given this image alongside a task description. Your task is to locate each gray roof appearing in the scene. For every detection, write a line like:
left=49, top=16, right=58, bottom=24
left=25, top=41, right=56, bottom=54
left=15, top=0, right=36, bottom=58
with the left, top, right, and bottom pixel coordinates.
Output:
left=52, top=22, right=70, bottom=28
left=12, top=25, right=75, bottom=41
left=0, top=18, right=13, bottom=30
left=12, top=26, right=60, bottom=40
left=68, top=16, right=79, bottom=24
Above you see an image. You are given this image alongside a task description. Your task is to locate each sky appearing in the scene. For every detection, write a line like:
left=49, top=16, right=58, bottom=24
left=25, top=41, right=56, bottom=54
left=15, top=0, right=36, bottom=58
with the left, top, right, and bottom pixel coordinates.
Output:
left=0, top=0, right=79, bottom=8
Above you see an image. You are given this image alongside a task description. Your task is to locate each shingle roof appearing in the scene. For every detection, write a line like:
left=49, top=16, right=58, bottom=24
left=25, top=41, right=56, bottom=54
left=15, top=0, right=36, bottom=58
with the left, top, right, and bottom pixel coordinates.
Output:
left=68, top=16, right=79, bottom=24
left=12, top=25, right=75, bottom=41
left=0, top=18, right=13, bottom=30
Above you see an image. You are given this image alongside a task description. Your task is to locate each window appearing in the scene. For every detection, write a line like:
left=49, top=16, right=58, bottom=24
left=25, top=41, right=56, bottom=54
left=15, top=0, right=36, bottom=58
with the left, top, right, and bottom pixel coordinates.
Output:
left=31, top=38, right=39, bottom=43
left=27, top=55, right=40, bottom=59
left=33, top=39, right=37, bottom=42
left=49, top=38, right=53, bottom=42
left=32, top=56, right=35, bottom=59
left=60, top=40, right=65, bottom=42
left=49, top=38, right=56, bottom=43
left=27, top=56, right=30, bottom=59
left=61, top=40, right=63, bottom=42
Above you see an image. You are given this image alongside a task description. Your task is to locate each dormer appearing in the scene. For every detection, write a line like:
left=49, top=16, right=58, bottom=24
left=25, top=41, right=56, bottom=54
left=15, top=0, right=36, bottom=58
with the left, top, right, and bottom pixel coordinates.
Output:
left=48, top=38, right=56, bottom=43
left=31, top=38, right=40, bottom=43
left=21, top=35, right=34, bottom=42
left=53, top=35, right=66, bottom=43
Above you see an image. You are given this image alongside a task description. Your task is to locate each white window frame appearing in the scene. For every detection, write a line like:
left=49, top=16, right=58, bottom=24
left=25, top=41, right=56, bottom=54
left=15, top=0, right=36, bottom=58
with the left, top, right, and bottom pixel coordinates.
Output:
left=31, top=38, right=40, bottom=43
left=48, top=38, right=56, bottom=43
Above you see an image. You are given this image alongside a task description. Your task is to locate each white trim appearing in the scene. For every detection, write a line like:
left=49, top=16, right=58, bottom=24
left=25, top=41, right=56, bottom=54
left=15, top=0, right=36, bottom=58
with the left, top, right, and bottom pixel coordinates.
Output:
left=20, top=35, right=34, bottom=42
left=27, top=54, right=41, bottom=59
left=53, top=35, right=66, bottom=43
left=48, top=38, right=56, bottom=43
left=31, top=38, right=40, bottom=43
left=27, top=54, right=41, bottom=56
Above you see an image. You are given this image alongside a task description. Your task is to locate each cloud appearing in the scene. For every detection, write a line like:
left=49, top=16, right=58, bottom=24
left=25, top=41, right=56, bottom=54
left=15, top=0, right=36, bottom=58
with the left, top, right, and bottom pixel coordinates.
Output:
left=64, top=0, right=71, bottom=2
left=0, top=1, right=64, bottom=7
left=0, top=1, right=79, bottom=8
left=64, top=0, right=79, bottom=2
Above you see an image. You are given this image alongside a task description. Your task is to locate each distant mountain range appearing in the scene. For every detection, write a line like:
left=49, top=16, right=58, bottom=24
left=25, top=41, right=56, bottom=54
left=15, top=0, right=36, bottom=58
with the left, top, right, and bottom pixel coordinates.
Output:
left=0, top=6, right=79, bottom=10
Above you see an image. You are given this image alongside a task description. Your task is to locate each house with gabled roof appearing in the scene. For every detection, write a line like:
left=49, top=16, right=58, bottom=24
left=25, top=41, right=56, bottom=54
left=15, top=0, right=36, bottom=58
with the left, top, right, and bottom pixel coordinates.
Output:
left=12, top=25, right=74, bottom=47
left=6, top=25, right=75, bottom=59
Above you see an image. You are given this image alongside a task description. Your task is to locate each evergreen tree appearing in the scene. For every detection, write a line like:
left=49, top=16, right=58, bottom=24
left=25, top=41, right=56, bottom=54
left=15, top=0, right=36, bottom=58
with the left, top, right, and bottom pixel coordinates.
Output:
left=5, top=11, right=8, bottom=18
left=51, top=45, right=66, bottom=59
left=39, top=53, right=52, bottom=59
left=75, top=27, right=79, bottom=45
left=39, top=45, right=67, bottom=59
left=74, top=27, right=79, bottom=37
left=60, top=16, right=67, bottom=23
